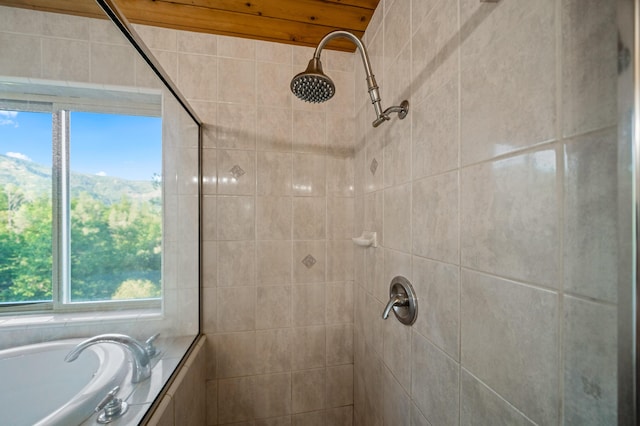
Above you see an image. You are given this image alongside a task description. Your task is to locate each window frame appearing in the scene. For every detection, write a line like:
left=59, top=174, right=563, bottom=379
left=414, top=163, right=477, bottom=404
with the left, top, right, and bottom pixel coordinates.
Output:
left=0, top=83, right=163, bottom=314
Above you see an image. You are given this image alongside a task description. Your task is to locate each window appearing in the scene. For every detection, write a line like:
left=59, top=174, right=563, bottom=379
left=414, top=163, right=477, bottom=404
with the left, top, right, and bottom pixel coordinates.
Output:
left=0, top=85, right=162, bottom=311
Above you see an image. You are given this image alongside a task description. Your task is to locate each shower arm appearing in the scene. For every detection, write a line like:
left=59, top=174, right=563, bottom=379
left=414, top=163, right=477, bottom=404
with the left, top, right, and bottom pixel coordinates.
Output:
left=313, top=30, right=408, bottom=127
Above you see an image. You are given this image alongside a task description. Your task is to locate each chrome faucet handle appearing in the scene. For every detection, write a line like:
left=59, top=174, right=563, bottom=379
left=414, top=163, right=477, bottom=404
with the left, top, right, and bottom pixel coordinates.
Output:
left=382, top=294, right=408, bottom=319
left=382, top=276, right=418, bottom=325
left=95, top=386, right=129, bottom=424
left=144, top=333, right=160, bottom=358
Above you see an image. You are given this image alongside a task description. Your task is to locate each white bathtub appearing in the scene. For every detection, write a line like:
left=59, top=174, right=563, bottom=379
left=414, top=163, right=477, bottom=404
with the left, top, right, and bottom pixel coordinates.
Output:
left=0, top=339, right=129, bottom=426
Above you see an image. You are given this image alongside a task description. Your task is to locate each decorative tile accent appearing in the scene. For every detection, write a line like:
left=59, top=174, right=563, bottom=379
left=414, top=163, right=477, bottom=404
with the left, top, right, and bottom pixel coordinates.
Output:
left=229, top=164, right=246, bottom=179
left=302, top=254, right=317, bottom=269
left=370, top=158, right=378, bottom=175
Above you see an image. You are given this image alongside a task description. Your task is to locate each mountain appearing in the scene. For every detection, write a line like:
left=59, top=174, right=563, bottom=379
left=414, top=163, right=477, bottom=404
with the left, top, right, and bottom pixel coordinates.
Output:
left=0, top=154, right=160, bottom=204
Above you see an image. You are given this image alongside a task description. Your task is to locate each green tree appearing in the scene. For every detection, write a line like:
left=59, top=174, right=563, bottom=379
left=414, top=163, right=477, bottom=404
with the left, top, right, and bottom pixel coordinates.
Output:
left=112, top=278, right=160, bottom=300
left=5, top=194, right=52, bottom=301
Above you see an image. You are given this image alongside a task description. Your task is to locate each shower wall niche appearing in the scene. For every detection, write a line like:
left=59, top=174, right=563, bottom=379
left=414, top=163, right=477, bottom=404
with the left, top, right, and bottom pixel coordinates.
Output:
left=0, top=3, right=199, bottom=354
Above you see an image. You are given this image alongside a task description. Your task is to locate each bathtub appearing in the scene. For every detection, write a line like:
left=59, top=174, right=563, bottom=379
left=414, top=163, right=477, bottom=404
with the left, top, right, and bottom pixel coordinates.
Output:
left=0, top=339, right=129, bottom=426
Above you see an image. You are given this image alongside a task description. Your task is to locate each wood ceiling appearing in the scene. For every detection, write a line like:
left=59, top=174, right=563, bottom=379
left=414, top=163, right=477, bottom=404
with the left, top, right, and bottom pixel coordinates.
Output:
left=1, top=0, right=381, bottom=52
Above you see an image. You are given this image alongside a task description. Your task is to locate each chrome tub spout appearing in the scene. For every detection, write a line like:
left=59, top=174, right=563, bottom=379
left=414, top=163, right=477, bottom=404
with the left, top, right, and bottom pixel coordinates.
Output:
left=65, top=334, right=152, bottom=383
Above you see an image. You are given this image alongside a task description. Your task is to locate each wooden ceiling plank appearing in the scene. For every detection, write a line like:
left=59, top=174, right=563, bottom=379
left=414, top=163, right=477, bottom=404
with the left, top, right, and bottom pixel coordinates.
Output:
left=320, top=0, right=379, bottom=10
left=0, top=0, right=104, bottom=19
left=114, top=0, right=361, bottom=51
left=156, top=0, right=371, bottom=32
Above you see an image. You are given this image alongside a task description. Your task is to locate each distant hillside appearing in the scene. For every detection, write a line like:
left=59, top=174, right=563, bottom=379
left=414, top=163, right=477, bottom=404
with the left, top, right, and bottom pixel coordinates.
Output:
left=0, top=154, right=160, bottom=204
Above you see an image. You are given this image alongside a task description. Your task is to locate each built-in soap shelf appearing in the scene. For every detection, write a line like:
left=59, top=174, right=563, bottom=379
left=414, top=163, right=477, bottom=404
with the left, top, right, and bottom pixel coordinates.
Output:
left=352, top=231, right=377, bottom=248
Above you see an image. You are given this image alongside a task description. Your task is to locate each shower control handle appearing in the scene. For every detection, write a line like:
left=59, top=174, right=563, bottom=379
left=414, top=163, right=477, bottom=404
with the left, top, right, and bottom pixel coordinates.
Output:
left=382, top=294, right=408, bottom=319
left=382, top=276, right=418, bottom=325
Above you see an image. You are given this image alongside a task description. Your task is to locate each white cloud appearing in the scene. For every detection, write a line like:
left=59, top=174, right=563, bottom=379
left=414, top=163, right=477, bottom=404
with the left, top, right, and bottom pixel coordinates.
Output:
left=96, top=171, right=107, bottom=176
left=6, top=151, right=31, bottom=161
left=0, top=111, right=18, bottom=127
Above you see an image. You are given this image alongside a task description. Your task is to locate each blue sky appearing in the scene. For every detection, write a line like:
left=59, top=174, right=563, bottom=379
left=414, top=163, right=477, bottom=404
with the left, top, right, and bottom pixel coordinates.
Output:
left=0, top=110, right=161, bottom=181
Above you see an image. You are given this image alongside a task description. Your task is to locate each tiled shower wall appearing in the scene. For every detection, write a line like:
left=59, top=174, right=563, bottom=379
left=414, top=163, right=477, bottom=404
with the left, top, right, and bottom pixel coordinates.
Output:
left=135, top=26, right=357, bottom=425
left=353, top=0, right=618, bottom=425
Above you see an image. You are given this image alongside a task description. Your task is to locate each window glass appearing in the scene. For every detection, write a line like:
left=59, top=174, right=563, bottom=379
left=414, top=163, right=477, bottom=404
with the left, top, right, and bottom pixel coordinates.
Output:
left=69, top=112, right=162, bottom=302
left=0, top=110, right=53, bottom=304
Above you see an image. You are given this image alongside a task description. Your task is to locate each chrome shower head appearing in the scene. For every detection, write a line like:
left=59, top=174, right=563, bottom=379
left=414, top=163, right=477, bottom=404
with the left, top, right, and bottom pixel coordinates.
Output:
left=291, top=30, right=408, bottom=126
left=290, top=58, right=335, bottom=103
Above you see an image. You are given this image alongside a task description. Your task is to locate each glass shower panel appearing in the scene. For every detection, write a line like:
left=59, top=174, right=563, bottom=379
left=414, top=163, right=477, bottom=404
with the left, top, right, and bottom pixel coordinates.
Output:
left=0, top=0, right=200, bottom=423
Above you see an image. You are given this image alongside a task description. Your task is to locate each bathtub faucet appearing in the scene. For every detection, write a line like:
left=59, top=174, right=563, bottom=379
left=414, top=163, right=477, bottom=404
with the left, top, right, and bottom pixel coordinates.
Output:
left=64, top=334, right=154, bottom=383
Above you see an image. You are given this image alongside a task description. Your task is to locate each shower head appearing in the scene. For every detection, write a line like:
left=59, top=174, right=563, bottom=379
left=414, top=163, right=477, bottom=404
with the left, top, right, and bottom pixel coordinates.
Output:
left=290, top=58, right=335, bottom=103
left=290, top=30, right=408, bottom=127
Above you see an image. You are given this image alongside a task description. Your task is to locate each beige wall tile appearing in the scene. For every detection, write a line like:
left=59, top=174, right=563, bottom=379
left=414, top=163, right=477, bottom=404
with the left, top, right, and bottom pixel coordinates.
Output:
left=218, top=241, right=255, bottom=287
left=177, top=30, right=217, bottom=55
left=202, top=148, right=217, bottom=195
left=412, top=331, right=459, bottom=426
left=219, top=58, right=256, bottom=104
left=293, top=198, right=326, bottom=240
left=0, top=5, right=43, bottom=34
left=215, top=331, right=257, bottom=379
left=258, top=61, right=293, bottom=108
left=292, top=411, right=324, bottom=426
left=217, top=196, right=255, bottom=240
left=412, top=171, right=458, bottom=263
left=383, top=314, right=412, bottom=392
left=217, top=104, right=256, bottom=150
left=292, top=284, right=326, bottom=326
left=327, top=197, right=354, bottom=240
left=460, top=0, right=556, bottom=165
left=293, top=153, right=326, bottom=197
left=383, top=368, right=411, bottom=426
left=291, top=326, right=326, bottom=370
left=411, top=0, right=458, bottom=106
left=383, top=183, right=411, bottom=252
left=257, top=106, right=292, bottom=152
left=326, top=406, right=353, bottom=426
left=460, top=149, right=558, bottom=287
left=563, top=296, right=617, bottom=424
left=326, top=282, right=354, bottom=325
left=326, top=364, right=354, bottom=408
left=561, top=0, right=616, bottom=137
left=327, top=240, right=354, bottom=282
left=134, top=24, right=176, bottom=50
left=217, top=149, right=256, bottom=195
left=217, top=376, right=255, bottom=424
left=256, top=329, right=293, bottom=374
left=217, top=287, right=256, bottom=332
left=256, top=286, right=292, bottom=329
left=292, top=368, right=325, bottom=413
left=91, top=43, right=136, bottom=86
left=461, top=270, right=558, bottom=424
left=42, top=38, right=89, bottom=82
left=460, top=370, right=535, bottom=426
left=253, top=373, right=292, bottom=419
left=201, top=196, right=217, bottom=241
left=218, top=35, right=255, bottom=59
left=412, top=81, right=458, bottom=180
left=257, top=241, right=292, bottom=285
left=383, top=114, right=412, bottom=188
left=412, top=256, right=459, bottom=360
left=292, top=109, right=326, bottom=154
left=258, top=152, right=293, bottom=195
left=256, top=40, right=292, bottom=64
left=293, top=241, right=326, bottom=283
left=564, top=129, right=618, bottom=302
left=257, top=196, right=292, bottom=240
left=326, top=324, right=353, bottom=366
left=178, top=53, right=217, bottom=101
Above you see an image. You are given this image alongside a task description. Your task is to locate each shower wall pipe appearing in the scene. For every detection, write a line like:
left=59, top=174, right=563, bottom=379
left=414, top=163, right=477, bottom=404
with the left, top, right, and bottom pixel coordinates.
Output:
left=312, top=30, right=385, bottom=120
